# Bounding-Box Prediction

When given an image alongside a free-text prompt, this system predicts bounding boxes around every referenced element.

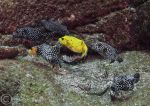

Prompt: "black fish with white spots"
[87,73,140,98]
[89,41,123,63]
[13,27,53,41]
[111,73,140,93]
[37,42,62,67]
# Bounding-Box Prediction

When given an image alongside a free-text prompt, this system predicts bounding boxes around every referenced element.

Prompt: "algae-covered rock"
[54,51,150,105]
[0,51,149,106]
[0,60,20,105]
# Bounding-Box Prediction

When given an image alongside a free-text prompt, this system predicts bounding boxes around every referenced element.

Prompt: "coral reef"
[133,0,150,49]
[0,0,128,34]
[0,0,149,50]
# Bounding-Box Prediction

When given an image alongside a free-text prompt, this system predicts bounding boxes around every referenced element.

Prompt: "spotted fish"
[111,73,140,93]
[87,73,140,98]
[13,27,52,41]
[37,42,62,67]
[89,41,122,63]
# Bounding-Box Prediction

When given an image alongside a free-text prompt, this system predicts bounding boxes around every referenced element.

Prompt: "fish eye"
[61,38,64,40]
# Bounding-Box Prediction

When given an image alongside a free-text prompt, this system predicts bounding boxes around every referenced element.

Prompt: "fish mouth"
[58,38,62,42]
[58,38,64,44]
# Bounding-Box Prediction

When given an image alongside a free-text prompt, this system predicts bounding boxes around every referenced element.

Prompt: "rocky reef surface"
[0,0,150,50]
[0,0,150,105]
[0,51,149,105]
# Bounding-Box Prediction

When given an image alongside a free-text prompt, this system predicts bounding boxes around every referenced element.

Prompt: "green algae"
[0,51,150,106]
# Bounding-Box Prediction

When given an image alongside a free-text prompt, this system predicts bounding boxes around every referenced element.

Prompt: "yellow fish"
[58,35,88,57]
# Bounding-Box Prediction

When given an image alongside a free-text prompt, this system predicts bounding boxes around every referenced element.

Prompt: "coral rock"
[0,46,19,59]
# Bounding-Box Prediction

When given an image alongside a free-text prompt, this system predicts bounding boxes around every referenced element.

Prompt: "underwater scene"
[0,0,150,106]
